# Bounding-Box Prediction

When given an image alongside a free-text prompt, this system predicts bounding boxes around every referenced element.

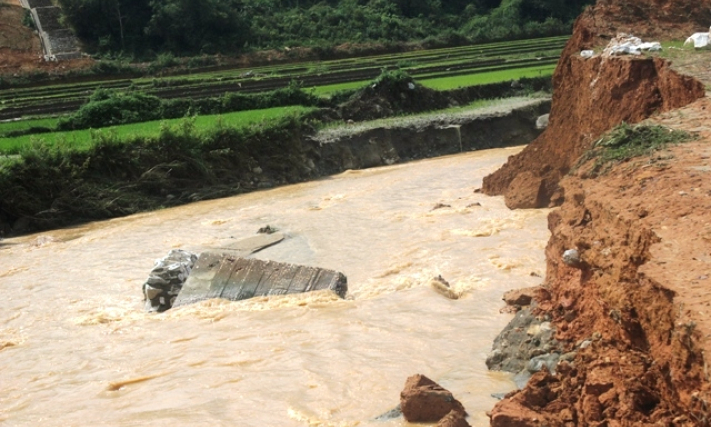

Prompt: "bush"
[56,83,322,131]
[57,90,162,130]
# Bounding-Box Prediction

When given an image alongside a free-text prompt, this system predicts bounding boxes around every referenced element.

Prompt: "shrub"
[576,123,697,176]
[57,90,162,130]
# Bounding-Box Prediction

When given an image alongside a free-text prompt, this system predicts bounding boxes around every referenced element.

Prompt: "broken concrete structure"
[173,254,348,308]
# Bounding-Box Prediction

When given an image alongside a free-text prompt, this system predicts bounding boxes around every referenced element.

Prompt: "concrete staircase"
[19,0,82,60]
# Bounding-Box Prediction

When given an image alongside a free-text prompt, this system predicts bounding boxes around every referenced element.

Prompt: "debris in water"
[431,203,451,211]
[257,225,278,234]
[107,373,163,391]
[173,255,348,308]
[430,275,460,299]
[142,249,198,312]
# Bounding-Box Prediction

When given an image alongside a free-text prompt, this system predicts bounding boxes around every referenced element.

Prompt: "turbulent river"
[0,146,550,427]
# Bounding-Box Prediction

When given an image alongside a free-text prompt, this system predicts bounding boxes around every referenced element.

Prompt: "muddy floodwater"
[0,146,550,427]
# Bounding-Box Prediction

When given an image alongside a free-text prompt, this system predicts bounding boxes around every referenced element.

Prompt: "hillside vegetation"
[57,0,592,56]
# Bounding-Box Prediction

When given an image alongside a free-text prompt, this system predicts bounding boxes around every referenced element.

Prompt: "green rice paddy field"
[0,106,314,154]
[0,35,569,155]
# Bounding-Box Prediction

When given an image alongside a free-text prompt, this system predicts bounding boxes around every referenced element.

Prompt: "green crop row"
[0,106,314,154]
[420,64,557,90]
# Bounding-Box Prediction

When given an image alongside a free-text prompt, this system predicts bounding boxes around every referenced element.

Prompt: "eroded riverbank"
[0,96,549,235]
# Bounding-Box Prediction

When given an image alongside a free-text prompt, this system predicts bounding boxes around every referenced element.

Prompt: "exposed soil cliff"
[481,0,708,209]
[486,0,711,425]
[490,98,711,426]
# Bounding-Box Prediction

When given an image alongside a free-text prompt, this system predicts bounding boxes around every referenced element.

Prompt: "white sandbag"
[639,42,662,51]
[684,31,710,48]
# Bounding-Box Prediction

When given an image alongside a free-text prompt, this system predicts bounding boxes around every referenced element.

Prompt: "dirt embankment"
[486,0,711,425]
[0,0,92,76]
[481,0,708,209]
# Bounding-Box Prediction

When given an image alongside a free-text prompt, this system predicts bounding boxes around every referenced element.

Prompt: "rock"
[431,203,452,211]
[562,248,582,267]
[143,249,198,312]
[504,171,546,209]
[437,409,471,427]
[400,374,466,423]
[209,232,285,256]
[373,404,402,421]
[486,307,560,373]
[527,353,560,374]
[502,286,540,307]
[173,254,348,307]
[257,225,278,234]
[513,370,532,389]
[430,275,460,299]
[535,114,550,130]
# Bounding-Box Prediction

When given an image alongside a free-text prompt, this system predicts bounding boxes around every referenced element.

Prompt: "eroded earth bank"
[484,0,711,425]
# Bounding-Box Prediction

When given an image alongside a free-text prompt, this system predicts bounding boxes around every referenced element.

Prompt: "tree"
[58,0,152,52]
[146,0,250,53]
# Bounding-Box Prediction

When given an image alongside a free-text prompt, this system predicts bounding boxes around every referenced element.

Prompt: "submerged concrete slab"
[208,232,285,256]
[173,254,347,307]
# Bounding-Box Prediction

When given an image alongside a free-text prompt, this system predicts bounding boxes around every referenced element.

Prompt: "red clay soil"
[490,98,711,427]
[486,0,711,425]
[481,0,709,209]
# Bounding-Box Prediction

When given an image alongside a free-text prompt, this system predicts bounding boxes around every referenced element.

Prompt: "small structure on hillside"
[21,0,82,60]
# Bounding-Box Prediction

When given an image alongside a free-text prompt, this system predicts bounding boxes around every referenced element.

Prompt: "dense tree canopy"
[57,0,593,56]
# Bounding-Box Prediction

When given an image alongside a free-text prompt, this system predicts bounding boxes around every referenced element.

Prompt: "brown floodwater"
[0,146,550,426]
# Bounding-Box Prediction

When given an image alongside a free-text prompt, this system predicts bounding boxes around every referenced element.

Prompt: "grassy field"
[0,35,568,119]
[420,64,557,90]
[0,106,314,154]
[0,117,60,135]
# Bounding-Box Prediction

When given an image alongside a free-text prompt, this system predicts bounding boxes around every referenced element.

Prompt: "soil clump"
[399,374,467,423]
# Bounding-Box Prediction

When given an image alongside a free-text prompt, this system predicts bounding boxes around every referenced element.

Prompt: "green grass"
[309,80,369,96]
[575,122,697,176]
[419,64,556,90]
[0,106,314,154]
[310,61,557,95]
[0,117,61,135]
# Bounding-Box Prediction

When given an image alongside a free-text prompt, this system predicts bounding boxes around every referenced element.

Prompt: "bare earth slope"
[0,0,91,76]
[485,0,711,426]
[481,0,710,209]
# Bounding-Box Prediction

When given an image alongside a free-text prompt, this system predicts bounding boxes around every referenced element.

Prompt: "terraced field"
[0,106,314,154]
[0,35,567,121]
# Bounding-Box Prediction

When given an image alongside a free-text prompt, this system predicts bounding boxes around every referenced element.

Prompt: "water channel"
[0,146,550,426]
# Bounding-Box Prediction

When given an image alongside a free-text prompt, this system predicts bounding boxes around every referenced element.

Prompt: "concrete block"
[173,254,348,307]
